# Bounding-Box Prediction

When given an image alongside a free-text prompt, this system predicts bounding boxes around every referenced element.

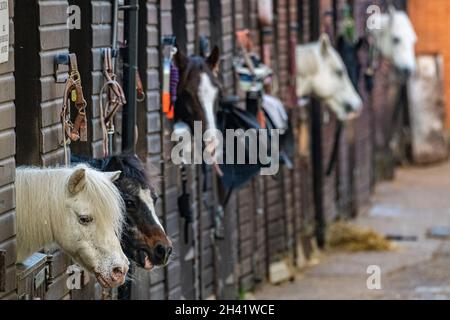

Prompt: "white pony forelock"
[82,165,125,237]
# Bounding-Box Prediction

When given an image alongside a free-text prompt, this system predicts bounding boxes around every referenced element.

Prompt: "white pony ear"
[68,168,87,195]
[105,171,121,182]
[319,33,331,57]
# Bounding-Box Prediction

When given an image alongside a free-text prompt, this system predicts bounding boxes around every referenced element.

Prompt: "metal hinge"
[45,254,54,289]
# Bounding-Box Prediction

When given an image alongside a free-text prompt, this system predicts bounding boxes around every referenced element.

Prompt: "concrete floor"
[253,161,450,300]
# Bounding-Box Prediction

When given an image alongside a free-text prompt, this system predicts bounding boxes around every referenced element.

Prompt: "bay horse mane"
[102,154,159,195]
[72,154,159,195]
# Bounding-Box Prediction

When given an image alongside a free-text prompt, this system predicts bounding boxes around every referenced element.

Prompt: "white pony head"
[16,165,129,288]
[296,34,363,121]
[370,5,417,76]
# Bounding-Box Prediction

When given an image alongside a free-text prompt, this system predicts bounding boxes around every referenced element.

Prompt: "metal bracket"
[45,254,54,289]
[162,35,177,61]
[101,48,119,59]
[118,4,139,11]
[199,35,210,58]
[162,35,176,47]
[0,250,6,292]
[54,53,70,83]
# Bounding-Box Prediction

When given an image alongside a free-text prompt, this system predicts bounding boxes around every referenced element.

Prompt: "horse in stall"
[368,5,417,77]
[171,45,222,164]
[296,33,363,120]
[71,154,173,270]
[361,5,417,170]
[16,165,129,288]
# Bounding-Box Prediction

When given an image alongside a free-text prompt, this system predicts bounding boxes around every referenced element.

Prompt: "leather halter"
[61,54,88,165]
[61,54,88,143]
[99,48,127,157]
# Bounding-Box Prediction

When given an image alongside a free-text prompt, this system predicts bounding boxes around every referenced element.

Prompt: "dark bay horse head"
[72,154,172,270]
[173,46,221,153]
[102,155,172,270]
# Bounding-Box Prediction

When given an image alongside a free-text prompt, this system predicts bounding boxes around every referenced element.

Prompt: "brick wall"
[408,0,450,129]
[0,0,15,300]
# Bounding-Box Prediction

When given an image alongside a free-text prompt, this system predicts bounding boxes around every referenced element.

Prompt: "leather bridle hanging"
[61,53,88,165]
[99,48,127,157]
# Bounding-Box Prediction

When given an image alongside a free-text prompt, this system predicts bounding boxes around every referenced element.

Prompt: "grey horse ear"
[319,33,331,56]
[105,171,121,182]
[68,168,87,195]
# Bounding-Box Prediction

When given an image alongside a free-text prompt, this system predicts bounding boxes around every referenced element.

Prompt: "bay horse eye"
[125,199,136,209]
[78,215,93,225]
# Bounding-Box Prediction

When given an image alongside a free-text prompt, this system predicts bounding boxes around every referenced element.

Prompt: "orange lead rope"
[61,53,88,165]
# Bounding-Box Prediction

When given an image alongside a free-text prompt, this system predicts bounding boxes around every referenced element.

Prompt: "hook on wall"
[54,53,70,83]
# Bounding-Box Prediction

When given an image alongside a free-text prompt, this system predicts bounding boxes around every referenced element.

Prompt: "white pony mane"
[16,164,125,261]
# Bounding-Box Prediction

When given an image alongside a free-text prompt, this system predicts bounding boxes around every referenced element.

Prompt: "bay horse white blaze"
[370,6,417,75]
[198,72,220,150]
[16,165,129,288]
[296,34,363,120]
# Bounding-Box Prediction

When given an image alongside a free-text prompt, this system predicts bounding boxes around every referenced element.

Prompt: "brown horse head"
[173,46,221,144]
[102,155,172,270]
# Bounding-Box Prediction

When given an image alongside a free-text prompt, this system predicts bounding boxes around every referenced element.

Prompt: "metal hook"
[54,53,70,83]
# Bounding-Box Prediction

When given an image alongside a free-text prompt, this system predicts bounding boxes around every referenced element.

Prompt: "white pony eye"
[78,215,94,225]
[335,69,344,77]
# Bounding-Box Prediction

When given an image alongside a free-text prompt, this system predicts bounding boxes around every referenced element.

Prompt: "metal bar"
[119,4,139,10]
[108,0,120,156]
[122,0,139,153]
[309,0,326,248]
[111,0,119,72]
[0,250,6,292]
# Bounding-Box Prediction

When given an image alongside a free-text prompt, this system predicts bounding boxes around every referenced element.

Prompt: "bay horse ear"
[68,168,87,195]
[319,33,331,57]
[105,171,122,182]
[206,46,220,71]
[174,49,188,71]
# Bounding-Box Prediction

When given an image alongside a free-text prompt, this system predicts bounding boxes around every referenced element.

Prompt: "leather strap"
[99,48,127,157]
[61,53,88,165]
[136,72,145,102]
